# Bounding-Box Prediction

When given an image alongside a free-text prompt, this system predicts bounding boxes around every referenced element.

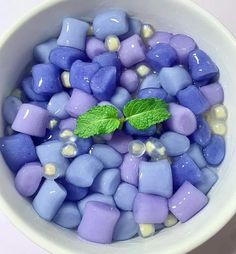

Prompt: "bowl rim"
[0,0,236,253]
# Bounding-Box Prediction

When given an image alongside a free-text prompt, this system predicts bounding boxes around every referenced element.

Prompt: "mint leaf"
[75,105,120,138]
[123,98,171,130]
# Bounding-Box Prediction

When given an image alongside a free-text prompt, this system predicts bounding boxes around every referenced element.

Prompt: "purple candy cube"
[169,181,208,223]
[133,193,168,223]
[120,69,139,93]
[86,37,107,59]
[59,118,77,131]
[77,201,120,244]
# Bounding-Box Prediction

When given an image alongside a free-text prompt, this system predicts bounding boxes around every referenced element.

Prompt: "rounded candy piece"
[110,87,131,110]
[15,162,43,197]
[114,183,138,211]
[12,104,49,137]
[168,181,208,223]
[57,18,89,50]
[139,73,161,90]
[138,224,155,238]
[78,201,120,244]
[66,154,103,187]
[170,34,197,64]
[53,202,81,229]
[166,103,197,136]
[70,60,100,93]
[146,43,177,72]
[34,38,57,63]
[177,85,210,114]
[133,193,168,223]
[137,88,167,100]
[90,66,117,101]
[105,35,121,52]
[113,211,138,241]
[65,89,97,117]
[187,143,207,168]
[147,31,172,47]
[3,96,22,125]
[188,49,219,82]
[93,10,129,40]
[91,168,120,196]
[33,180,67,221]
[199,83,224,106]
[0,134,37,173]
[49,46,87,71]
[139,159,173,198]
[128,140,146,157]
[86,37,106,59]
[118,35,146,68]
[203,135,225,166]
[120,69,139,93]
[90,144,123,168]
[159,66,192,96]
[32,64,62,95]
[47,92,70,119]
[160,131,190,156]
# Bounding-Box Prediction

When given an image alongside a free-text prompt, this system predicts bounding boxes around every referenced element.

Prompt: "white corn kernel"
[105,35,121,52]
[61,143,78,158]
[59,129,75,142]
[87,24,94,36]
[136,64,151,77]
[211,104,228,121]
[44,163,57,177]
[61,71,71,88]
[210,120,227,136]
[164,213,178,227]
[128,140,146,157]
[139,224,155,238]
[48,118,58,130]
[141,24,155,39]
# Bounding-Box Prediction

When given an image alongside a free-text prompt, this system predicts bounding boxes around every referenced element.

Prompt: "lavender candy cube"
[137,88,167,101]
[33,180,67,221]
[120,18,142,40]
[114,183,138,211]
[93,10,129,40]
[177,85,210,114]
[125,122,156,137]
[139,74,161,90]
[65,89,97,117]
[53,202,81,229]
[191,116,211,147]
[90,144,123,168]
[147,32,172,48]
[111,87,131,110]
[195,168,218,194]
[170,34,197,65]
[49,46,87,71]
[0,134,37,173]
[59,118,77,131]
[146,43,177,72]
[15,162,43,197]
[78,193,115,215]
[91,168,120,195]
[159,66,192,96]
[113,211,138,241]
[203,135,225,166]
[139,160,173,198]
[57,18,89,50]
[59,178,88,201]
[199,82,224,106]
[32,64,62,95]
[169,181,208,223]
[188,49,219,82]
[166,103,197,136]
[90,66,117,101]
[120,69,139,93]
[133,193,168,224]
[36,140,69,178]
[107,131,133,154]
[47,92,70,119]
[86,37,107,59]
[22,77,49,102]
[187,143,207,168]
[66,154,103,187]
[12,104,49,137]
[2,96,22,125]
[78,201,120,244]
[118,35,146,68]
[34,39,57,63]
[120,154,142,186]
[160,131,190,156]
[172,153,204,190]
[70,60,100,94]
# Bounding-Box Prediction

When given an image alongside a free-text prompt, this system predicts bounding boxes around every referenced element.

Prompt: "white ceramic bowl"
[0,0,236,253]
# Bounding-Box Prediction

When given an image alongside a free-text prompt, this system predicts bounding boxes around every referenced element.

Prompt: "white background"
[0,0,236,253]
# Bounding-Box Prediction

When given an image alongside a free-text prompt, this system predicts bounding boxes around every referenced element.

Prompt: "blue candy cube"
[120,18,142,40]
[139,160,173,198]
[137,88,167,101]
[34,39,57,63]
[2,96,22,125]
[187,143,207,168]
[111,87,131,110]
[125,122,156,137]
[75,137,93,156]
[139,74,161,90]
[146,43,177,72]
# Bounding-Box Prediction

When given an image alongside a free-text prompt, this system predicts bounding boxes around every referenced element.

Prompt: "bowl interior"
[0,0,236,254]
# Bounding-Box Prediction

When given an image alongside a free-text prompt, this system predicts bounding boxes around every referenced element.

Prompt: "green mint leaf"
[123,98,171,130]
[75,105,120,138]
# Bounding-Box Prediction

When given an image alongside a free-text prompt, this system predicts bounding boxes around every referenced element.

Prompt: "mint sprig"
[75,98,171,138]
